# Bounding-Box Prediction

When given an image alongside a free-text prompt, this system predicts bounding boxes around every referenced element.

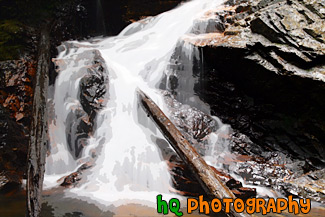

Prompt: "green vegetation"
[0,19,23,60]
[0,0,62,60]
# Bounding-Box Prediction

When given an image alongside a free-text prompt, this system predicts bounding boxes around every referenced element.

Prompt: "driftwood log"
[26,25,50,217]
[137,89,250,217]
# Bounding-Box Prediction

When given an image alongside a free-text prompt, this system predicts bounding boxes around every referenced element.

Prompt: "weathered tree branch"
[137,89,250,217]
[26,25,50,217]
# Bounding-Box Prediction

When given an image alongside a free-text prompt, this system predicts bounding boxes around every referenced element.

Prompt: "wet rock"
[58,50,108,159]
[0,172,9,190]
[183,0,325,202]
[190,0,325,165]
[188,0,325,80]
[79,59,108,117]
[66,108,92,159]
[60,172,82,188]
[60,162,92,188]
[168,154,256,200]
[227,131,325,202]
[197,63,325,165]
[281,168,325,203]
[163,91,217,154]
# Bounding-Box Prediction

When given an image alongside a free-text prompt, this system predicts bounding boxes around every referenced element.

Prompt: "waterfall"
[44,0,226,209]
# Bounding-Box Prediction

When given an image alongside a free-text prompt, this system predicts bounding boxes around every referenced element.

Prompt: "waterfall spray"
[45,0,227,208]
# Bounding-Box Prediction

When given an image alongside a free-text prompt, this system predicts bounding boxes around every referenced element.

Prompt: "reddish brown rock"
[60,172,82,188]
[0,58,36,182]
[59,162,93,188]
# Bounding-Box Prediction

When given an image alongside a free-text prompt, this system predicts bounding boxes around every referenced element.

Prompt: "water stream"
[45,0,228,208]
[42,0,324,215]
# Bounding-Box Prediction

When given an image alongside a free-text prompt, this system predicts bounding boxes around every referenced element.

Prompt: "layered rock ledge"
[187,0,324,81]
[180,0,325,202]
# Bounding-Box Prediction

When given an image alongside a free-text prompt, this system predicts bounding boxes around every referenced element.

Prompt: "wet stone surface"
[160,90,257,199]
[167,153,256,200]
[0,173,8,190]
[163,91,218,155]
[60,162,93,188]
[79,60,108,116]
[179,0,325,201]
[63,51,108,159]
[228,132,325,202]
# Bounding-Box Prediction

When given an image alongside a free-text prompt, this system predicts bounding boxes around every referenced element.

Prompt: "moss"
[0,20,24,60]
[0,0,69,60]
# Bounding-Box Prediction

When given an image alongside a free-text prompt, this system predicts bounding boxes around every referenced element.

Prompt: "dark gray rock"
[163,91,218,155]
[183,0,325,202]
[64,50,108,160]
[190,0,325,162]
[79,59,108,117]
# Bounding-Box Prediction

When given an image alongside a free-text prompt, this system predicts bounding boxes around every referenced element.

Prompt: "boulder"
[60,162,92,188]
[61,50,108,159]
[187,0,325,164]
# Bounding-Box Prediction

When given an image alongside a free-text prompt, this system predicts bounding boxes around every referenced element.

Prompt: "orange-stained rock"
[0,58,37,183]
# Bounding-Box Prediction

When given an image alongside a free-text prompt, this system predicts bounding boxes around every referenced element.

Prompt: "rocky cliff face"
[199,0,324,80]
[185,0,325,162]
[181,0,325,201]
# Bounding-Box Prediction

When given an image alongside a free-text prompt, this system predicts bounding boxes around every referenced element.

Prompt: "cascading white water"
[45,0,229,209]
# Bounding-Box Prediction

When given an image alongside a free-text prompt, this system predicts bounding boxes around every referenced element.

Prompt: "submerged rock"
[65,108,92,159]
[53,49,109,160]
[79,59,108,116]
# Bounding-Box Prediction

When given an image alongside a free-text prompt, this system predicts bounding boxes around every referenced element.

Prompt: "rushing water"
[41,0,325,215]
[45,0,230,209]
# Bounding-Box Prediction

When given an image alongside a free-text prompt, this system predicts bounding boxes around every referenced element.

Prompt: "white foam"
[45,0,225,208]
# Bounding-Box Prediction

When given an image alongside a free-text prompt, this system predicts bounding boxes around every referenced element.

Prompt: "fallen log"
[137,89,250,217]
